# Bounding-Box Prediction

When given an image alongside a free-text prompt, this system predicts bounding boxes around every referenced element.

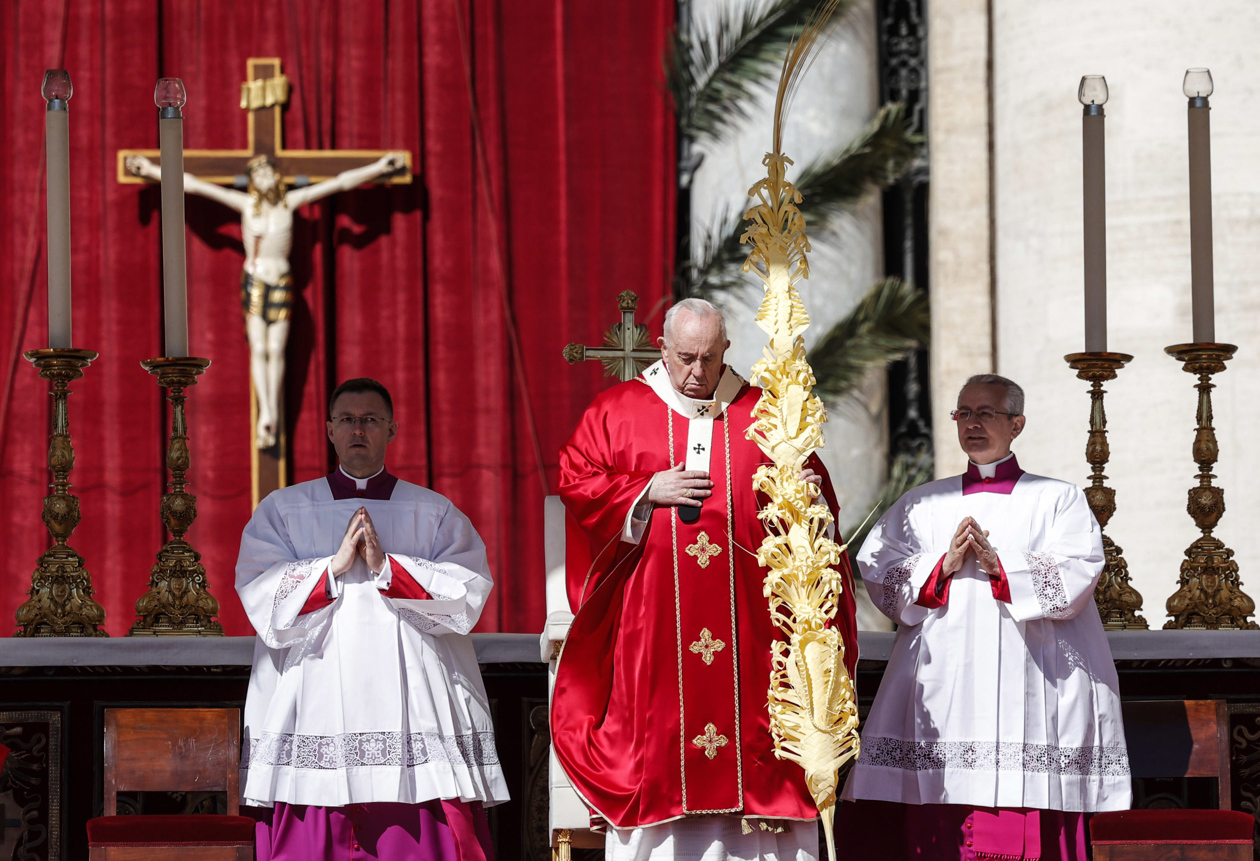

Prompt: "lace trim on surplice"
[860,736,1130,777]
[881,553,924,617]
[1025,550,1072,619]
[242,730,500,770]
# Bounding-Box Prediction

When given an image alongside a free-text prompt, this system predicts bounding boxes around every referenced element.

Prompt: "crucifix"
[562,290,659,382]
[117,58,412,507]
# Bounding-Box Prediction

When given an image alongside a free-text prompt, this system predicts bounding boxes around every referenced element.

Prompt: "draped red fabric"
[0,0,675,636]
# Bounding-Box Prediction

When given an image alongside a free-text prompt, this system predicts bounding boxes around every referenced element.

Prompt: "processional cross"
[563,290,659,382]
[117,58,412,506]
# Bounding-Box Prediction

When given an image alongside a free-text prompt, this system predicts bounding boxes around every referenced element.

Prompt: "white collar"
[640,360,744,419]
[339,464,384,490]
[970,452,1014,480]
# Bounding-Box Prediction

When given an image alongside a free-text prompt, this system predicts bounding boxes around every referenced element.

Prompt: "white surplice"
[235,476,510,809]
[841,467,1131,813]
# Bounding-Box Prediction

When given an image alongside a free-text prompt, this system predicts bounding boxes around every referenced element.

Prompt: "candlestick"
[1064,351,1145,628]
[1078,76,1108,353]
[1163,343,1255,629]
[1185,68,1215,344]
[42,70,73,349]
[155,77,189,358]
[16,348,106,636]
[130,356,223,636]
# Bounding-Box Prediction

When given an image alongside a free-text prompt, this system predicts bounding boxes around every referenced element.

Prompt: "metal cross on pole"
[562,290,659,382]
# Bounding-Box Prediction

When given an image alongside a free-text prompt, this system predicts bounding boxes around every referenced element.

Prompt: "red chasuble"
[551,372,859,829]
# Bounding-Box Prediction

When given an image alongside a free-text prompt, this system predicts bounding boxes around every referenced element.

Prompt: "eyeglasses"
[951,409,1017,423]
[331,415,387,429]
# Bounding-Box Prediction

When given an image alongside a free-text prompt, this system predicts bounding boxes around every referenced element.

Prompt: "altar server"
[552,298,859,860]
[841,374,1130,860]
[237,378,507,861]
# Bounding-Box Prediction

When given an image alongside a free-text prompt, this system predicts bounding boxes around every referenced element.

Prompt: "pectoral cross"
[117,58,413,508]
[562,290,659,382]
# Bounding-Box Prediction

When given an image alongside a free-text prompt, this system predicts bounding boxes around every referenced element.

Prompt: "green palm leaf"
[794,103,921,224]
[668,0,852,143]
[806,276,929,399]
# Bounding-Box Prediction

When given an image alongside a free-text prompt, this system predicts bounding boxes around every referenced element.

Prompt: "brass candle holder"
[129,356,223,636]
[15,348,107,637]
[1163,343,1256,630]
[1064,351,1147,629]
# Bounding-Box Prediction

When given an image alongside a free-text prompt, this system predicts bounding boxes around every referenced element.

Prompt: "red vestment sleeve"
[557,395,656,609]
[989,555,1012,603]
[380,556,433,600]
[298,568,334,615]
[916,555,952,608]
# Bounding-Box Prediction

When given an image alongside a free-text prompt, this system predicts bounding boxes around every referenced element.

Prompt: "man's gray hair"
[959,374,1025,416]
[663,298,727,344]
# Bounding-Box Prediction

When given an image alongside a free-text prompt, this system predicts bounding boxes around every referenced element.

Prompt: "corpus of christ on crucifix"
[10,3,1260,861]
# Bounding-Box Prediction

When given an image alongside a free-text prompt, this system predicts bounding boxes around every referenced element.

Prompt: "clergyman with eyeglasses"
[235,377,507,859]
[838,373,1130,860]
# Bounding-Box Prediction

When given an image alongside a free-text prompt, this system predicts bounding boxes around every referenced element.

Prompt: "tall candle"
[155,77,189,358]
[1079,75,1108,353]
[42,70,73,349]
[1185,68,1215,344]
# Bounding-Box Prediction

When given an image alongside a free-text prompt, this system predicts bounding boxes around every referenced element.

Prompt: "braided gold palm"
[741,3,858,858]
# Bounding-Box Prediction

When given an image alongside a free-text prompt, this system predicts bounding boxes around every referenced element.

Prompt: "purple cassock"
[255,799,493,861]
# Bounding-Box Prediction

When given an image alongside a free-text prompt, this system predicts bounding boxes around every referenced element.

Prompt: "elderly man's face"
[658,311,730,400]
[955,383,1025,464]
[327,391,397,478]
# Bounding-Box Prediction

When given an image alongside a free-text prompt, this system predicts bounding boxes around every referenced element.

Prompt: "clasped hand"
[943,516,1000,577]
[331,507,386,577]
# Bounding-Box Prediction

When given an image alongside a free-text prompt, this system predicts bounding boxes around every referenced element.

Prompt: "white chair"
[540,495,602,860]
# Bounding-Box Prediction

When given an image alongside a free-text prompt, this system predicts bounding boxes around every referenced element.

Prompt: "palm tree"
[667,0,931,560]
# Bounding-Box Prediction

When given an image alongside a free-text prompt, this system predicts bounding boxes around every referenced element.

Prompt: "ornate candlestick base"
[129,357,223,637]
[1064,352,1147,629]
[16,349,107,637]
[1163,343,1256,630]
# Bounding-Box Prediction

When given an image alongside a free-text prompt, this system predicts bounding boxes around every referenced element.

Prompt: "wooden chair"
[86,708,255,860]
[1091,700,1255,860]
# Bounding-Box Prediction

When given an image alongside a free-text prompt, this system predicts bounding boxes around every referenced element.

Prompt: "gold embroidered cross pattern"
[689,628,726,665]
[692,723,729,760]
[685,532,722,569]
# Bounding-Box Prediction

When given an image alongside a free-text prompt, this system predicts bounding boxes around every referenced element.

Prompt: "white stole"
[641,360,744,472]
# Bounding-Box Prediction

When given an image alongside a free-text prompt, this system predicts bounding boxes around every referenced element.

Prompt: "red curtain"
[0,0,675,636]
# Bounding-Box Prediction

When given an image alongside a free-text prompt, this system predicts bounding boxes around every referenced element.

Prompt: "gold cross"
[689,628,726,665]
[692,723,729,760]
[562,291,659,381]
[685,532,722,569]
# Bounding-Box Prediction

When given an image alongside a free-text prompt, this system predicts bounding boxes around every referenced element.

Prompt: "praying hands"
[331,507,387,577]
[943,517,1001,577]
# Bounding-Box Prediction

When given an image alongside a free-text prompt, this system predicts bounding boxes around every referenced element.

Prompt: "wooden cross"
[691,723,729,760]
[685,531,722,569]
[117,58,412,507]
[688,627,726,665]
[563,290,659,382]
[117,57,413,187]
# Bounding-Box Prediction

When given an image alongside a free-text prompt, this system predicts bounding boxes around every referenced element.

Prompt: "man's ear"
[1011,415,1026,438]
[387,421,398,444]
[326,421,334,442]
